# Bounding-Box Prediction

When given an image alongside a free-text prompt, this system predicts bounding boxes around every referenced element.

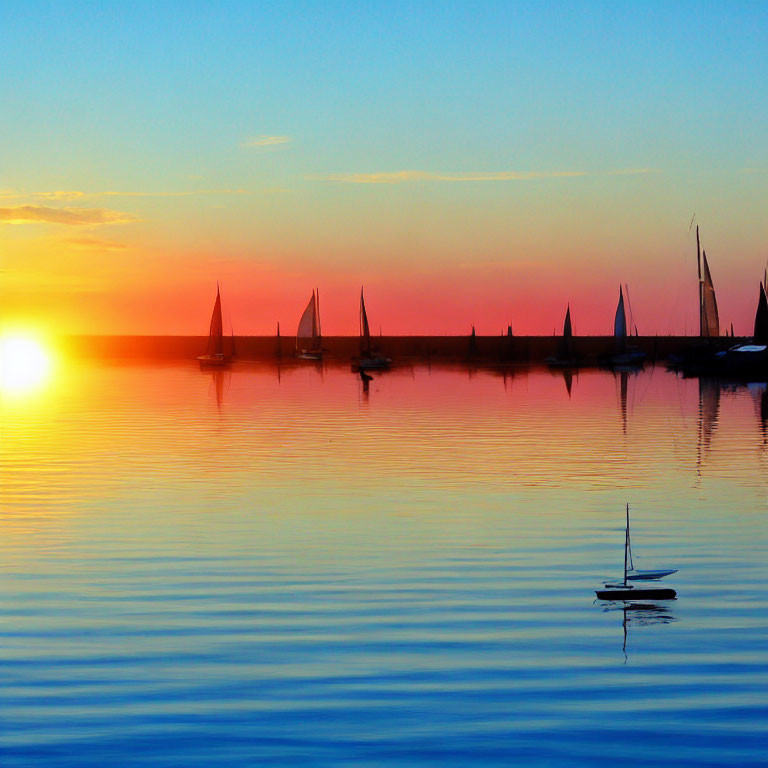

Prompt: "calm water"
[1,360,767,767]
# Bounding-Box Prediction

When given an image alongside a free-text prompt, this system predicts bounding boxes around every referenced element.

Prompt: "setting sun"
[0,335,52,395]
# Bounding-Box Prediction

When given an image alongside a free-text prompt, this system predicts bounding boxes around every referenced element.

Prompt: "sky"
[1,1,767,336]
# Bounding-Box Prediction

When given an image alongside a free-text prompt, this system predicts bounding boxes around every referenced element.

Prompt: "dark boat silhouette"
[600,287,645,369]
[596,504,677,601]
[197,283,232,367]
[351,288,391,371]
[545,304,582,368]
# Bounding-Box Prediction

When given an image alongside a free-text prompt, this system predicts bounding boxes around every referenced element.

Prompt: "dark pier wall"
[61,335,742,364]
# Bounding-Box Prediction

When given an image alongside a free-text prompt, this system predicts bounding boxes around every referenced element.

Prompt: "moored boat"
[600,287,645,369]
[596,504,677,601]
[352,288,391,370]
[713,284,768,377]
[545,304,581,367]
[296,289,323,360]
[197,283,231,367]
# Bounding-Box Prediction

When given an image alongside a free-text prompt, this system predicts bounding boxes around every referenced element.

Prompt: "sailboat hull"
[352,356,391,371]
[197,354,230,367]
[596,586,676,601]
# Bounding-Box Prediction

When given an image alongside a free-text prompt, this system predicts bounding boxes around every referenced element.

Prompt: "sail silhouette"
[360,288,372,356]
[754,283,768,344]
[207,285,223,356]
[558,304,573,359]
[197,283,230,366]
[700,252,720,337]
[614,286,627,342]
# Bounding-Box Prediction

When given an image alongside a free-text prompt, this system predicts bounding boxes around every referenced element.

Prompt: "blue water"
[1,362,767,766]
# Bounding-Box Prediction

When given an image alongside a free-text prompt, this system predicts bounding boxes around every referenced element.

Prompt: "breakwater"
[61,334,742,364]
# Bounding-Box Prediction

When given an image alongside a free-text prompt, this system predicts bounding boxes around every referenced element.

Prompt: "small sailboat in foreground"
[352,288,391,370]
[197,283,232,367]
[296,289,323,360]
[595,504,677,601]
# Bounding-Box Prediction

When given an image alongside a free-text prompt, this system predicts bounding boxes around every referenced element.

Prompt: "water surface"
[1,361,767,766]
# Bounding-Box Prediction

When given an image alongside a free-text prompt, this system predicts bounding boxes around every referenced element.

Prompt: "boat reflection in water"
[602,602,677,660]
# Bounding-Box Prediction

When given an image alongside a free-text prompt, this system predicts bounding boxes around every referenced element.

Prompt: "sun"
[0,334,53,395]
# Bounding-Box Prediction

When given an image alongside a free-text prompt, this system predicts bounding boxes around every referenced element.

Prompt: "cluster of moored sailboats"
[198,225,768,377]
[545,225,768,374]
[197,285,391,370]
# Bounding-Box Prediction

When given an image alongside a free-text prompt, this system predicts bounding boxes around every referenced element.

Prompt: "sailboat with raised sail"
[545,304,580,367]
[670,225,729,373]
[596,504,677,601]
[197,283,231,367]
[602,286,645,368]
[717,282,768,375]
[353,287,391,370]
[296,289,323,360]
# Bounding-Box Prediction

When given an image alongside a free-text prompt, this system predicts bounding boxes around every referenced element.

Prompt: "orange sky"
[2,4,767,336]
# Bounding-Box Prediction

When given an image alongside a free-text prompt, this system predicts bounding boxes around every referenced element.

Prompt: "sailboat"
[352,288,391,370]
[197,283,231,367]
[595,504,677,601]
[296,289,323,360]
[669,226,728,374]
[602,286,645,368]
[717,283,768,375]
[545,304,580,367]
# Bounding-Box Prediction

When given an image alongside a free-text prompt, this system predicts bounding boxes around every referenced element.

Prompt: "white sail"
[296,291,317,346]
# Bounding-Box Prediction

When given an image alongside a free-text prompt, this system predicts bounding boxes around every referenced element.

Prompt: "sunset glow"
[0,334,52,395]
[1,4,766,336]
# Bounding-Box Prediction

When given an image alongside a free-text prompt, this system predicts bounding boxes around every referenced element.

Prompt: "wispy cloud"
[313,168,662,184]
[244,135,292,148]
[0,205,138,226]
[98,188,252,198]
[313,170,586,184]
[31,190,85,200]
[60,236,128,250]
[606,168,660,176]
[0,189,85,200]
[0,188,254,201]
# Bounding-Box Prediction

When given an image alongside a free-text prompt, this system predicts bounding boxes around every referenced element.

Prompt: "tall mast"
[316,287,322,341]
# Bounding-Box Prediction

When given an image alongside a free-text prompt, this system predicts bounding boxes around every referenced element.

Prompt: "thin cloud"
[0,189,85,200]
[313,170,586,184]
[60,236,129,250]
[32,190,85,199]
[0,188,254,201]
[606,168,660,176]
[0,205,138,226]
[98,188,252,198]
[244,135,292,148]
